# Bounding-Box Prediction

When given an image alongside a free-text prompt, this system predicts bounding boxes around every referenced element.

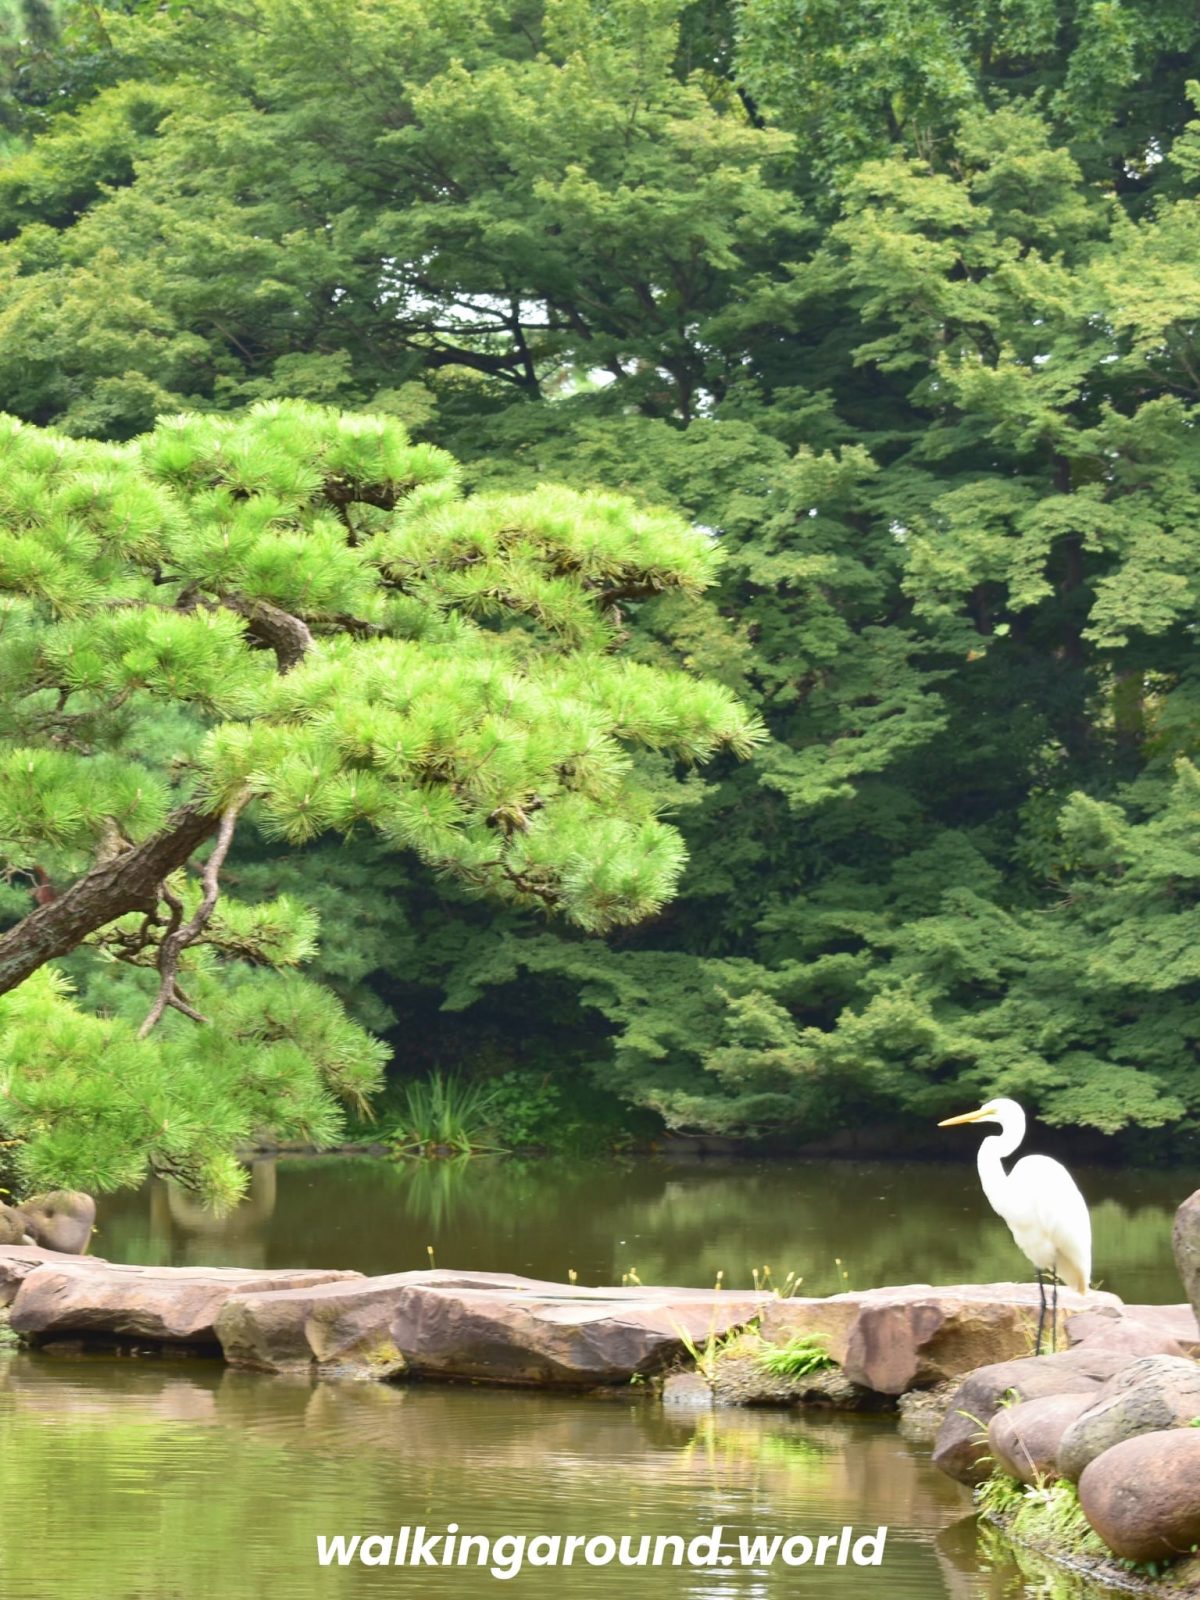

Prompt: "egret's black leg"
[1051,1270,1059,1353]
[1034,1270,1047,1356]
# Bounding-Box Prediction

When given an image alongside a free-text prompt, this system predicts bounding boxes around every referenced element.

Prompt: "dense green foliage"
[1,0,1199,1164]
[0,399,758,1197]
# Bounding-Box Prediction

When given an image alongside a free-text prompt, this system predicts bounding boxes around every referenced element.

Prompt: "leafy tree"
[2,0,1200,1152]
[0,0,799,436]
[0,399,759,1198]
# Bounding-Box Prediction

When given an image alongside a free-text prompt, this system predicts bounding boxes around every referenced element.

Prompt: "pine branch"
[138,795,248,1037]
[216,594,314,671]
[100,591,314,671]
[0,803,221,997]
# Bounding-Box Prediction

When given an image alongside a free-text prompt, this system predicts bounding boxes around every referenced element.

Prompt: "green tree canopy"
[0,398,759,1199]
[1,0,1199,1156]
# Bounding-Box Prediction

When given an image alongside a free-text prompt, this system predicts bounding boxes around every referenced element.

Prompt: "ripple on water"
[0,1350,1044,1600]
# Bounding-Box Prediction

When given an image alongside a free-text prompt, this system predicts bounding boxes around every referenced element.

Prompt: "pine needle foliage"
[0,400,761,1200]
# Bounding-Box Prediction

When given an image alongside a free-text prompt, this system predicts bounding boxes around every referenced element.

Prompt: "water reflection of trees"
[0,1351,976,1598]
[94,1155,1186,1302]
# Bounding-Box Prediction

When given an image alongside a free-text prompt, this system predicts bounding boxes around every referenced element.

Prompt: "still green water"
[98,1153,1184,1302]
[0,1155,1187,1600]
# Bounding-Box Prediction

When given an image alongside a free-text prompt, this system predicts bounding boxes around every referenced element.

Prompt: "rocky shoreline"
[921,1190,1200,1595]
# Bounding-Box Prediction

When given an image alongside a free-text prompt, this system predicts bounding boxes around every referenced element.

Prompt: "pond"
[97,1152,1185,1303]
[0,1155,1188,1600]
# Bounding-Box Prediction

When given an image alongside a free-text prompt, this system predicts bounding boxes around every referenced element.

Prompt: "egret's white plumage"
[938,1097,1091,1296]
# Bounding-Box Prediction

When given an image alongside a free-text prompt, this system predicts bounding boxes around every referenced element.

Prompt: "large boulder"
[219,1269,771,1385]
[987,1392,1099,1485]
[15,1191,95,1255]
[10,1259,362,1344]
[1175,1192,1200,1324]
[932,1347,1136,1486]
[1055,1355,1200,1481]
[1079,1430,1200,1562]
[759,1282,1118,1396]
[1066,1304,1197,1358]
[1120,1304,1200,1356]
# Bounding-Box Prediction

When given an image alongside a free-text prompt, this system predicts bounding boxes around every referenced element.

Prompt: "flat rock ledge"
[7,1254,363,1345]
[216,1270,772,1384]
[3,1248,1182,1405]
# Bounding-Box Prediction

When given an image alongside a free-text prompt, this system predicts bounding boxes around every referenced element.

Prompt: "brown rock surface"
[15,1191,95,1255]
[987,1392,1098,1484]
[9,1259,362,1344]
[842,1283,1114,1395]
[932,1347,1136,1485]
[1079,1429,1200,1561]
[0,1206,31,1247]
[218,1269,772,1385]
[1066,1305,1194,1357]
[1175,1192,1200,1325]
[217,1271,424,1377]
[1055,1354,1200,1481]
[0,1243,104,1306]
[1121,1304,1200,1355]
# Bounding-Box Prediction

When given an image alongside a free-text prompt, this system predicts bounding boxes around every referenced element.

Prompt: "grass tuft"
[756,1333,836,1378]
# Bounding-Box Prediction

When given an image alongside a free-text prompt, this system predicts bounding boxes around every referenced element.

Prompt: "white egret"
[938,1097,1091,1353]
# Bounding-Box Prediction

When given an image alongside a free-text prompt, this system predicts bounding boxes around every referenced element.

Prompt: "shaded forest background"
[2,0,1200,1157]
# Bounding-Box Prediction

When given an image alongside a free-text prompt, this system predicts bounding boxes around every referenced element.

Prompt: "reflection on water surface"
[0,1155,1182,1600]
[0,1352,1038,1600]
[99,1153,1186,1304]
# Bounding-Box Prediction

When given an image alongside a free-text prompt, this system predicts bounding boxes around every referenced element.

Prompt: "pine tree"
[0,399,761,1199]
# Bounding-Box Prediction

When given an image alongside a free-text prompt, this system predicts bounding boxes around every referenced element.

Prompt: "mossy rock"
[979,1472,1200,1596]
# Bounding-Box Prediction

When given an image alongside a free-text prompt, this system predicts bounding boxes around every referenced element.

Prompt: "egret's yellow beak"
[938,1108,989,1127]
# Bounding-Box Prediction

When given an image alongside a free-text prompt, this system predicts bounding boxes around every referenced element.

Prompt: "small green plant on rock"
[976,1471,1110,1568]
[756,1334,836,1379]
[672,1321,748,1382]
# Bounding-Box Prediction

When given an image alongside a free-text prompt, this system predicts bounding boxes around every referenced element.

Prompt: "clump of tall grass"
[389,1071,506,1158]
[755,1333,836,1378]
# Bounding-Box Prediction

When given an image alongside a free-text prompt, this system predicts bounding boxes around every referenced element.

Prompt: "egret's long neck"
[976,1111,1025,1216]
[976,1136,1012,1216]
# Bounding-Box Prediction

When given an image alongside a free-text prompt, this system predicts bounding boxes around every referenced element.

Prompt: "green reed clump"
[390,1072,506,1158]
